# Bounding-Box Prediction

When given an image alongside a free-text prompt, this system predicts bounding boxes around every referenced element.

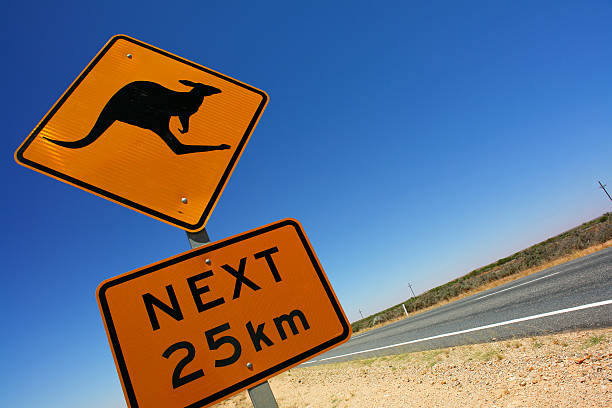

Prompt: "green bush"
[351,213,612,333]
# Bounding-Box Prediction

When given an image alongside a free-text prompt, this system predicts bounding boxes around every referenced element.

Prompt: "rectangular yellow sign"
[15,35,268,232]
[97,219,350,408]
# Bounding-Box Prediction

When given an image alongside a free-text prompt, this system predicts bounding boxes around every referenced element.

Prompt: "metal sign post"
[15,33,344,408]
[186,229,279,408]
[246,381,279,408]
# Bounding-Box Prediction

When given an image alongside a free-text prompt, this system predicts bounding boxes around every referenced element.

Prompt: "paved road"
[305,246,612,366]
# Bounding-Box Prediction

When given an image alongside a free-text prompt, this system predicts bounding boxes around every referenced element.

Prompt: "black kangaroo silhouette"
[43,80,230,155]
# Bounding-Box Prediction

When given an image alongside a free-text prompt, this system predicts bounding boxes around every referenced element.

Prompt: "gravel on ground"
[215,327,612,407]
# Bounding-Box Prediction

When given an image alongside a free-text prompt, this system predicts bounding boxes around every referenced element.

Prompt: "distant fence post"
[402,303,408,317]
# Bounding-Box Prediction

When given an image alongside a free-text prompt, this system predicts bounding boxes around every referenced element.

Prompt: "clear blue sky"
[2,1,611,407]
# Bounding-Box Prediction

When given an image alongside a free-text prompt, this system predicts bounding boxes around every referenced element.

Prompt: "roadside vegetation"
[352,212,612,333]
[216,328,612,407]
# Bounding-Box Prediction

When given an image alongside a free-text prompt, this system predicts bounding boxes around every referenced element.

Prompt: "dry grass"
[354,239,612,335]
[353,214,612,333]
[215,328,612,408]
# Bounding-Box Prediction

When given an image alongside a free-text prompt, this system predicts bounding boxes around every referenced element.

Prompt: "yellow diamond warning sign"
[15,35,268,232]
[97,219,350,408]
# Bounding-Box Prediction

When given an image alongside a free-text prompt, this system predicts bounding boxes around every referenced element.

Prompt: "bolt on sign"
[14,35,268,232]
[97,219,350,408]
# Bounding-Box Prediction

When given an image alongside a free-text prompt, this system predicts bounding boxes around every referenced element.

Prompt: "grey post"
[186,229,279,408]
[246,381,279,408]
[407,282,416,298]
[599,181,612,203]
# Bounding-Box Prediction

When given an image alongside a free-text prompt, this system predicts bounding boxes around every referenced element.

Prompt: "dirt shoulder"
[217,327,611,407]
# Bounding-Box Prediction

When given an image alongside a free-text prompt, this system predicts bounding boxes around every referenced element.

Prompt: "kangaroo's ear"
[179,79,197,87]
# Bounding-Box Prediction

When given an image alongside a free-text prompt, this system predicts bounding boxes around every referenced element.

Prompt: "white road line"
[474,271,563,301]
[305,298,612,364]
[313,270,561,363]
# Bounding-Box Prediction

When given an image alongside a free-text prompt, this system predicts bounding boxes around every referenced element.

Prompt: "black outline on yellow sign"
[15,35,268,232]
[97,219,351,408]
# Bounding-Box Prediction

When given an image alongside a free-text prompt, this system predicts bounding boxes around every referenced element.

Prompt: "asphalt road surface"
[305,246,612,366]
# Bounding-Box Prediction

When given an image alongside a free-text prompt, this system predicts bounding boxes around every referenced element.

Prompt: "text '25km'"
[141,246,311,389]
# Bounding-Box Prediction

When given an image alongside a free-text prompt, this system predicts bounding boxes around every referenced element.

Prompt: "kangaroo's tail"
[43,113,114,149]
[43,135,98,148]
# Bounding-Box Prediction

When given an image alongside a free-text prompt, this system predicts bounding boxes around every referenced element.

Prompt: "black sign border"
[15,34,268,232]
[97,219,351,408]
